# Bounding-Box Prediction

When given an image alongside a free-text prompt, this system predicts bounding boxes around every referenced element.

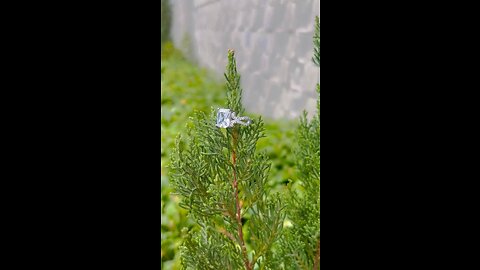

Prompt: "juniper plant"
[169,50,285,270]
[275,16,320,270]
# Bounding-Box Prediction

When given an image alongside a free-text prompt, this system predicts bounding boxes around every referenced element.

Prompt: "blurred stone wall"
[170,0,320,120]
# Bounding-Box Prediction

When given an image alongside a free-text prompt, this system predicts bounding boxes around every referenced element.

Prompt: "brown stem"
[218,227,237,244]
[313,238,320,270]
[232,129,252,270]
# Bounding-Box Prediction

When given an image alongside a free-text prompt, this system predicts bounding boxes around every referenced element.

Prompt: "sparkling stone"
[216,109,232,128]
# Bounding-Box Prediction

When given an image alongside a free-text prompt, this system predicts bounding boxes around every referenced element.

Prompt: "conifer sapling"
[169,49,285,270]
[275,16,320,270]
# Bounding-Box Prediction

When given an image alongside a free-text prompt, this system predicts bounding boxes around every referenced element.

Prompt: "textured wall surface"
[170,0,320,120]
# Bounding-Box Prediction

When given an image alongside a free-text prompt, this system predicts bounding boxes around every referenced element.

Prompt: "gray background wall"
[170,0,320,120]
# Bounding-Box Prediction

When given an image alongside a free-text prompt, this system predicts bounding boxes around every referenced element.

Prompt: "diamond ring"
[216,108,251,128]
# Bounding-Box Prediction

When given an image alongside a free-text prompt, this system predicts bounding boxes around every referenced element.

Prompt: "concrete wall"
[170,0,320,120]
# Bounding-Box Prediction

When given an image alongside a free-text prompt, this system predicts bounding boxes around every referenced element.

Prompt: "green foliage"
[277,107,320,269]
[275,16,320,269]
[313,16,320,67]
[180,224,244,270]
[161,42,296,186]
[225,50,244,115]
[169,50,286,270]
[161,45,296,176]
[257,121,296,191]
[161,43,297,269]
[162,175,194,270]
[162,15,320,267]
[161,42,226,269]
[161,42,226,172]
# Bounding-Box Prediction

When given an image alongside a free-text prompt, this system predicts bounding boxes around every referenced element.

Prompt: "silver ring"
[216,108,251,128]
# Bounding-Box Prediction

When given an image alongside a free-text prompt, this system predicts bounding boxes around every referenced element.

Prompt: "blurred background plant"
[161,0,171,44]
[161,42,297,269]
[265,16,320,270]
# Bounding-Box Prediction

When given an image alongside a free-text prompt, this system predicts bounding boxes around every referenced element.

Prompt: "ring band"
[216,108,251,128]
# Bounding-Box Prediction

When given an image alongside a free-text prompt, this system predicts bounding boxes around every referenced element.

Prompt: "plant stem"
[219,227,237,244]
[313,238,320,270]
[232,128,252,270]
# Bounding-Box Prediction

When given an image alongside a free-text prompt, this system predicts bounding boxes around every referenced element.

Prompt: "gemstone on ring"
[216,108,251,128]
[216,108,232,128]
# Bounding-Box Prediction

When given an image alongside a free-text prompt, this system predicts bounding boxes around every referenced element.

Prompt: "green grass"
[161,42,298,269]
